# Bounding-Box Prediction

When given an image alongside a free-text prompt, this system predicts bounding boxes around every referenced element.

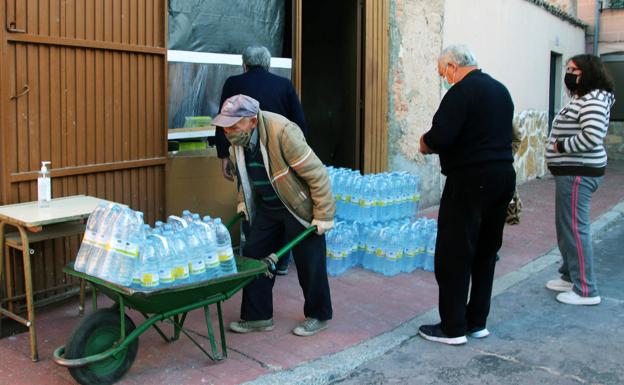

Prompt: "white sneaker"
[546,278,574,292]
[556,291,601,306]
[467,327,490,339]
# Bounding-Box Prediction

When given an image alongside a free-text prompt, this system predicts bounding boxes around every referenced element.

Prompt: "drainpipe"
[593,0,602,55]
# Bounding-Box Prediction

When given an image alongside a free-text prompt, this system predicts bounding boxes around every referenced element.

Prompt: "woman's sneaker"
[418,324,467,345]
[546,278,573,292]
[556,291,601,305]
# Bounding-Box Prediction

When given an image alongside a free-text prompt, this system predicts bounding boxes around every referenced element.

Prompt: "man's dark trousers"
[240,206,333,321]
[435,162,515,337]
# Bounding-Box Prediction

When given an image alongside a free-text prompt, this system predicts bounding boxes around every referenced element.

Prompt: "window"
[605,0,624,9]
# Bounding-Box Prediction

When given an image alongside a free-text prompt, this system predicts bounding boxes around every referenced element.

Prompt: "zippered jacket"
[546,89,615,177]
[233,111,335,226]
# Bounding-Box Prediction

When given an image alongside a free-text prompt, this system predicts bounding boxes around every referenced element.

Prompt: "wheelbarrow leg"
[203,305,220,358]
[216,302,227,358]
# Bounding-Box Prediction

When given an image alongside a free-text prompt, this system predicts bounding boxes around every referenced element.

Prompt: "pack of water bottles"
[73,203,238,291]
[325,166,436,276]
[327,167,421,222]
[326,218,437,277]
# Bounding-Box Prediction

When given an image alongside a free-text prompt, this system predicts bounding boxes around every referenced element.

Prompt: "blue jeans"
[555,175,603,297]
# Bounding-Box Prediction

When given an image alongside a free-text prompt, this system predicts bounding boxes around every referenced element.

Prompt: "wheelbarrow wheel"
[65,308,139,385]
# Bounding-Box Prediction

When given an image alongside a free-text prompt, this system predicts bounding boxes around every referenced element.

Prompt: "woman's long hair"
[568,54,615,97]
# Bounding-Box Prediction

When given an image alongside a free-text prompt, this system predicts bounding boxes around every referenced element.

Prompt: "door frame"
[292,0,388,173]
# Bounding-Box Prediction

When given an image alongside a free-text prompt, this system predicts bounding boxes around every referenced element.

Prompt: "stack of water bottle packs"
[325,167,437,277]
[73,203,238,291]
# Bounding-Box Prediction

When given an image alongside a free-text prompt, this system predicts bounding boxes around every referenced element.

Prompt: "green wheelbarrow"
[53,214,316,385]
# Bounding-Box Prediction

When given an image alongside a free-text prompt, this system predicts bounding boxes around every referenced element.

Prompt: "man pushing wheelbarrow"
[215,94,336,337]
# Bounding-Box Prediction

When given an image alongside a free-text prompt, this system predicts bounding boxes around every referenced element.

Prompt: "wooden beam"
[7,34,166,55]
[9,157,167,183]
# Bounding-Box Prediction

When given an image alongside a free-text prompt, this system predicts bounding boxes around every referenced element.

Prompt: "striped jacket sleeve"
[559,96,609,153]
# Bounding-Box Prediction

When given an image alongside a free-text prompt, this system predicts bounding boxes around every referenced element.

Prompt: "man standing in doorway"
[215,45,306,275]
[418,45,516,345]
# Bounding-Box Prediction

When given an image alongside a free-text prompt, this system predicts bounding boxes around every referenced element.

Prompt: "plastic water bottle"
[186,225,207,282]
[423,221,437,272]
[197,216,221,279]
[74,202,109,272]
[137,237,161,290]
[83,204,123,275]
[149,233,175,287]
[167,224,191,283]
[97,208,141,286]
[214,218,237,275]
[153,220,165,235]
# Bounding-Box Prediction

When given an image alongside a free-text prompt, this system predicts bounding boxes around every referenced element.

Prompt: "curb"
[242,199,624,385]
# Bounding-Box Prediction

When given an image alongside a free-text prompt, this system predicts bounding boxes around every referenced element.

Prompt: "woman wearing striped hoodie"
[545,54,615,306]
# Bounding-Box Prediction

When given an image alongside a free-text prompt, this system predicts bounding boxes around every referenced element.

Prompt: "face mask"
[564,73,579,93]
[226,130,252,147]
[441,64,455,90]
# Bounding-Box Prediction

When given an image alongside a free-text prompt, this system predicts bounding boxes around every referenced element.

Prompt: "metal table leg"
[17,225,38,362]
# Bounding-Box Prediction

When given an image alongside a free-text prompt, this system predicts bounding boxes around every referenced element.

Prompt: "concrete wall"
[387,0,585,208]
[578,0,624,54]
[443,0,586,112]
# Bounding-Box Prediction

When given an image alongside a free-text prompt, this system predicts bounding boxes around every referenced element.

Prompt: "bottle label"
[189,260,206,274]
[327,249,340,260]
[218,248,234,262]
[159,269,175,283]
[141,273,159,287]
[205,253,220,269]
[173,265,189,279]
[113,241,139,259]
[82,230,97,244]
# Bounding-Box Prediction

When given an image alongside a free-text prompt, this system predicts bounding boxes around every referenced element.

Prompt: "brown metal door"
[0,0,167,309]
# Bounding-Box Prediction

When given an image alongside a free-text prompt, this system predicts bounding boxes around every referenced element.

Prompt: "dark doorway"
[301,0,361,169]
[548,52,562,132]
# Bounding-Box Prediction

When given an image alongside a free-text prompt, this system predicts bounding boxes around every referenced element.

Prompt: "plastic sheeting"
[167,62,291,129]
[168,0,286,56]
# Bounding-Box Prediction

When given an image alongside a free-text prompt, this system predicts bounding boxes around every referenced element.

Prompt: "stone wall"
[387,0,445,208]
[513,110,549,183]
[606,121,624,160]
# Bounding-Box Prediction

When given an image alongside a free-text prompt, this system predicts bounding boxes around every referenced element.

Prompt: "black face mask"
[564,73,579,92]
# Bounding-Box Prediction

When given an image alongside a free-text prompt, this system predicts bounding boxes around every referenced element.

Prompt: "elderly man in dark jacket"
[418,45,516,345]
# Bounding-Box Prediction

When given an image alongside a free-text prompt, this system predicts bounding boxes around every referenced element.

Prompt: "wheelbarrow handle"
[225,212,246,230]
[225,212,317,258]
[273,225,318,260]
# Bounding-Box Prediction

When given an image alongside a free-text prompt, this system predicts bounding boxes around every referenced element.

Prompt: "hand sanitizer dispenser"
[38,161,51,208]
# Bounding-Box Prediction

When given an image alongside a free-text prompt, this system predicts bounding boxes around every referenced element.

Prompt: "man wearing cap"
[216,45,306,276]
[213,94,335,336]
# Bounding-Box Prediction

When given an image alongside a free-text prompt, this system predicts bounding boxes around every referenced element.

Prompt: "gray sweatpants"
[555,175,603,298]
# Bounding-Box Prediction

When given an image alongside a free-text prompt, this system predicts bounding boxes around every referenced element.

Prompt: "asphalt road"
[333,218,624,385]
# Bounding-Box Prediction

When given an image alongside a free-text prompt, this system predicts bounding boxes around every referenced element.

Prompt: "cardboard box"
[166,147,240,242]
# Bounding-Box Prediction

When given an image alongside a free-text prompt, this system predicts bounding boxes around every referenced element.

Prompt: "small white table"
[0,195,109,361]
